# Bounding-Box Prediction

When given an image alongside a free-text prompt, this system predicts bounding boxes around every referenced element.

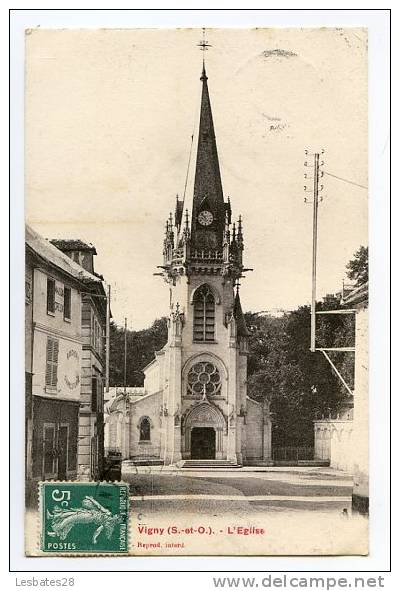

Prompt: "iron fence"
[272,446,314,462]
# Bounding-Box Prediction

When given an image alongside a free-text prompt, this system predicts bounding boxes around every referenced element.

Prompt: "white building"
[50,239,108,480]
[25,226,107,489]
[314,282,368,512]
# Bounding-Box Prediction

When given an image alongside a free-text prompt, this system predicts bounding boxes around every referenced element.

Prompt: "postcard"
[24,27,368,556]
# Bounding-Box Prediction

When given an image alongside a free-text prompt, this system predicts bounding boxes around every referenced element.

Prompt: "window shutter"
[51,339,59,387]
[45,339,53,386]
[46,338,59,388]
[81,303,91,326]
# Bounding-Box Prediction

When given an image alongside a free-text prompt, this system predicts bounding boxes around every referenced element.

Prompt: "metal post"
[310,152,319,352]
[124,317,127,395]
[320,350,353,397]
[105,284,111,392]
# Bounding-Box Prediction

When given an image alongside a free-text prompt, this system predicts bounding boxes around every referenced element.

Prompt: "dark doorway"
[191,427,216,459]
[57,425,69,480]
[32,398,79,480]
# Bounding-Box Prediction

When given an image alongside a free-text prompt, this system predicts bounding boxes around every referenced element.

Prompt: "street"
[124,467,353,515]
[122,467,368,555]
[24,467,366,556]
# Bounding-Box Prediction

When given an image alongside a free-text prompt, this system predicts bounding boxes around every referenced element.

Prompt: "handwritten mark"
[261,49,297,59]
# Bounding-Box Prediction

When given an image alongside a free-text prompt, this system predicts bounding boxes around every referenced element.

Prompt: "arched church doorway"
[183,402,226,460]
[190,427,216,459]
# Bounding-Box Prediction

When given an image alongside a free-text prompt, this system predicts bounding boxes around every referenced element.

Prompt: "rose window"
[187,362,221,397]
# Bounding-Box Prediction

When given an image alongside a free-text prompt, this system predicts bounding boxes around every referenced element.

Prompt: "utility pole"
[105,284,111,392]
[304,150,324,352]
[124,317,127,395]
[310,152,320,352]
[305,149,355,396]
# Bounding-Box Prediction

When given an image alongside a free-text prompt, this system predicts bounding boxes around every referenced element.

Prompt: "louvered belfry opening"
[193,284,215,342]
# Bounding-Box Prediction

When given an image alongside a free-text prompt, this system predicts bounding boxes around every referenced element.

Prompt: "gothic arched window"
[139,417,151,442]
[193,285,215,342]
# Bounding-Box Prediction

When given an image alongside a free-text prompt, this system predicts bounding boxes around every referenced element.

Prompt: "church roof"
[191,65,226,248]
[233,291,249,338]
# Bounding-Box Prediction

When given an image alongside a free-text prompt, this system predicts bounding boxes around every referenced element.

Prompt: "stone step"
[272,460,330,467]
[182,460,237,463]
[124,459,164,466]
[181,460,241,469]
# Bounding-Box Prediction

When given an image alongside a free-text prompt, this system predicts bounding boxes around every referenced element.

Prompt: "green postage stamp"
[40,482,129,554]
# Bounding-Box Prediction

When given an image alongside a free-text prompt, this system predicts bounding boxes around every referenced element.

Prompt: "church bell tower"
[159,60,262,466]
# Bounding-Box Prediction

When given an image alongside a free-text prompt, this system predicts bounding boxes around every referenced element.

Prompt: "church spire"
[161,46,246,283]
[200,61,207,81]
[191,65,226,250]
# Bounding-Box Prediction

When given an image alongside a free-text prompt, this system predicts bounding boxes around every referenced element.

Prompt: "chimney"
[50,239,97,274]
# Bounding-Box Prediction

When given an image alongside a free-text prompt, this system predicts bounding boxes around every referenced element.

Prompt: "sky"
[26,28,368,329]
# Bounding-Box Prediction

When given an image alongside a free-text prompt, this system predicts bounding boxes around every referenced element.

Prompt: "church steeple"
[149,47,267,470]
[191,65,226,250]
[161,60,245,285]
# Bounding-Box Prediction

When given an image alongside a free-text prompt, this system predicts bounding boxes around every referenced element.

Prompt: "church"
[105,63,272,467]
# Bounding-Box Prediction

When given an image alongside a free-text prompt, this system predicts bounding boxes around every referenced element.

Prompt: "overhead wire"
[178,70,203,241]
[325,171,368,191]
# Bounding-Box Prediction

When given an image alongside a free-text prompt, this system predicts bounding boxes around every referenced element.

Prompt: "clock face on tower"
[198,210,214,226]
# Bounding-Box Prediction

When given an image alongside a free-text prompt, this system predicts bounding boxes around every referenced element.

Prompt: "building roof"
[191,65,226,249]
[105,388,159,414]
[26,225,102,285]
[342,281,368,307]
[50,238,97,254]
[234,291,250,338]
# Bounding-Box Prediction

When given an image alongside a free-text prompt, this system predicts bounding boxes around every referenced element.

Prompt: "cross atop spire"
[197,28,212,78]
[197,28,212,52]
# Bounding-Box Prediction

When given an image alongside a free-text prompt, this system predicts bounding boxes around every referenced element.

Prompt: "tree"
[346,245,368,286]
[109,317,168,387]
[245,299,354,447]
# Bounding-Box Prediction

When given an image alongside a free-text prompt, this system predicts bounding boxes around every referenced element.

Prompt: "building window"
[81,303,91,326]
[139,417,151,442]
[45,337,59,390]
[187,361,221,397]
[47,278,55,314]
[64,287,71,321]
[91,377,98,412]
[193,284,215,342]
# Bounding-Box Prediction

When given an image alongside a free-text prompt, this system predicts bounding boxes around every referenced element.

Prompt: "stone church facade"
[106,65,272,466]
